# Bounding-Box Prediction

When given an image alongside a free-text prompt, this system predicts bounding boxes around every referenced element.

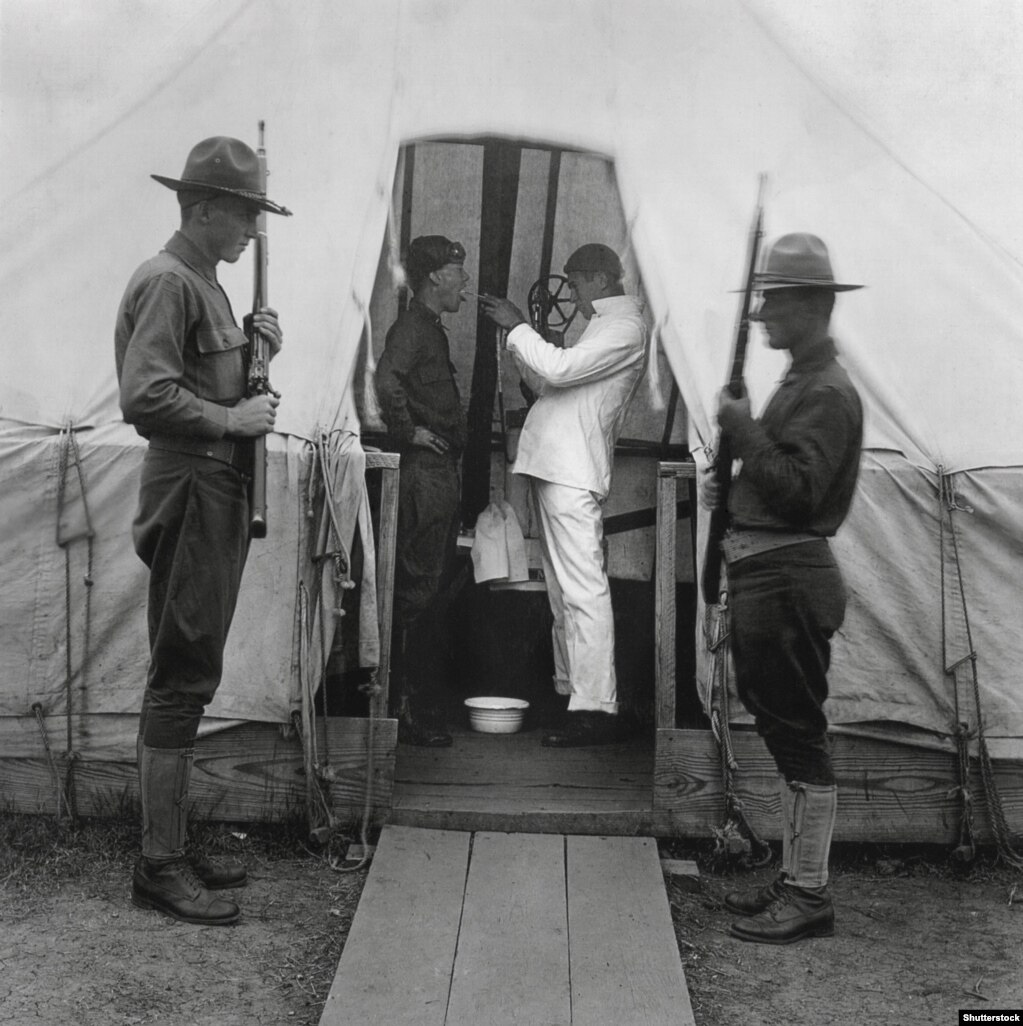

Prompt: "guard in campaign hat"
[707,231,865,946]
[753,232,862,292]
[116,132,289,928]
[152,136,291,216]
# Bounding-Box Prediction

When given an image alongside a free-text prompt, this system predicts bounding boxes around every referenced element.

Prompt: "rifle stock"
[247,122,271,540]
[700,176,766,604]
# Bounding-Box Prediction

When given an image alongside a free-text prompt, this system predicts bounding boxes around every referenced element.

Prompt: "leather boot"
[190,856,248,890]
[132,744,240,925]
[132,857,241,925]
[136,735,247,890]
[724,874,787,916]
[730,781,837,944]
[725,775,791,915]
[729,882,834,944]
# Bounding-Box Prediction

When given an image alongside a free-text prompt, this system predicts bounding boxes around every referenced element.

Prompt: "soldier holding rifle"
[115,136,289,925]
[700,233,864,944]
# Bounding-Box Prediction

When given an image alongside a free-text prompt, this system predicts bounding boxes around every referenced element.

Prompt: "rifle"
[247,121,272,539]
[700,175,766,604]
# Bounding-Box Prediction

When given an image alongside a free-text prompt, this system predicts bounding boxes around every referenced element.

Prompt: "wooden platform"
[5,717,1020,845]
[390,725,675,835]
[319,824,694,1026]
[389,724,1023,844]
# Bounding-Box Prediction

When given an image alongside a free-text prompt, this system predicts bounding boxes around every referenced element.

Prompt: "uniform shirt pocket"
[193,324,248,401]
[414,360,458,402]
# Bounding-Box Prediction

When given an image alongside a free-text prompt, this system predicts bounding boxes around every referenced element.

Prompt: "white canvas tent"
[2,0,1022,774]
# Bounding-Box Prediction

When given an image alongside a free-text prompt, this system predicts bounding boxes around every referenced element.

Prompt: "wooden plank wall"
[655,728,1023,844]
[1,717,396,826]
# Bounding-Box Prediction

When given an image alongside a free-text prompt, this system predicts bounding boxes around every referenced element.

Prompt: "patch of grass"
[657,833,1021,884]
[0,808,366,889]
[0,812,137,886]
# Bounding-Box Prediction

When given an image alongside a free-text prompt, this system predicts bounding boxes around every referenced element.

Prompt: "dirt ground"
[2,820,1021,1025]
[663,843,1023,1026]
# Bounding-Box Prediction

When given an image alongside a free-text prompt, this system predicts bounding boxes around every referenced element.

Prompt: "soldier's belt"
[149,434,252,474]
[719,528,820,565]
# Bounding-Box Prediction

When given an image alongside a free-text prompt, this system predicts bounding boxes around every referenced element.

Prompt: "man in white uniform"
[480,244,647,746]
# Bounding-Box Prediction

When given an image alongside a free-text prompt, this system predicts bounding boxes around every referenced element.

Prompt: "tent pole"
[462,140,523,526]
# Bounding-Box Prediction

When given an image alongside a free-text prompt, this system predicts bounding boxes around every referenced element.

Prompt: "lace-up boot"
[132,744,240,925]
[730,781,837,944]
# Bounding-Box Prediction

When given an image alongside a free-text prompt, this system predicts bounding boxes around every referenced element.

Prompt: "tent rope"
[294,432,379,870]
[31,702,67,821]
[315,431,380,873]
[939,468,1023,870]
[704,598,772,866]
[55,424,95,824]
[296,582,336,840]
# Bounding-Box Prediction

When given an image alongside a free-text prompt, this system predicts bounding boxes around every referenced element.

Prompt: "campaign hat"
[753,233,861,291]
[152,136,291,215]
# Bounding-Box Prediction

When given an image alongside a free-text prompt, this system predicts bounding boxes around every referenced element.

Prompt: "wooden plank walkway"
[320,825,694,1026]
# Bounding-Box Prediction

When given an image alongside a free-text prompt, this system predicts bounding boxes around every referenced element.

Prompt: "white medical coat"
[506,294,648,498]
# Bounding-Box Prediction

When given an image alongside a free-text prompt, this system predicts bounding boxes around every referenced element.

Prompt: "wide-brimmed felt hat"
[152,136,291,216]
[753,233,861,291]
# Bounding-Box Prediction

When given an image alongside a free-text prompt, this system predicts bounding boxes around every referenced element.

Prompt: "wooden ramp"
[320,824,694,1026]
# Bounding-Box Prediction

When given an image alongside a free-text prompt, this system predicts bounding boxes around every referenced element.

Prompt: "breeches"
[133,451,250,748]
[728,541,846,785]
[531,477,617,713]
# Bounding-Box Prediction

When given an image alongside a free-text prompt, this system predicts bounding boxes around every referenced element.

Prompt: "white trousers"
[530,477,618,714]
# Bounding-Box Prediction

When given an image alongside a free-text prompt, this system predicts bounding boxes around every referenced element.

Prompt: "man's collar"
[591,294,641,317]
[788,335,837,373]
[165,231,217,283]
[409,297,443,326]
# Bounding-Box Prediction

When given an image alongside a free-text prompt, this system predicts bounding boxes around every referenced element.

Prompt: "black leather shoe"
[192,855,248,890]
[541,711,627,748]
[398,720,453,747]
[132,857,240,925]
[724,874,787,915]
[729,883,834,944]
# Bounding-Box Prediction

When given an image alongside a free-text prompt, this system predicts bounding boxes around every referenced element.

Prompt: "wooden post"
[367,451,400,720]
[654,461,696,730]
[462,140,523,526]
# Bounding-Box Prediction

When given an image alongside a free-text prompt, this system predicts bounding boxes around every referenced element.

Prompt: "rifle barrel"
[700,176,766,604]
[248,121,271,540]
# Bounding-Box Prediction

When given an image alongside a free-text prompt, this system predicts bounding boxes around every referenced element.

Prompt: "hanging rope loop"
[939,467,1023,871]
[705,596,772,866]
